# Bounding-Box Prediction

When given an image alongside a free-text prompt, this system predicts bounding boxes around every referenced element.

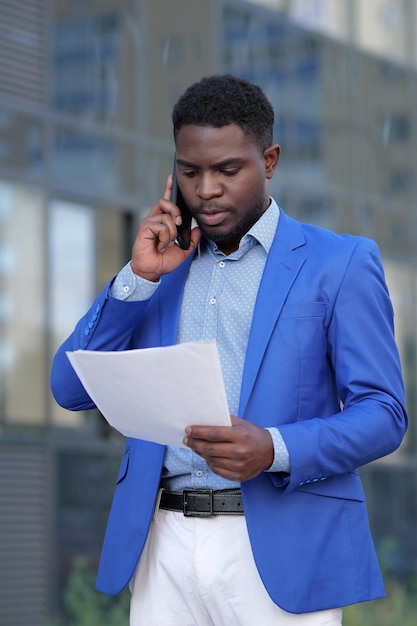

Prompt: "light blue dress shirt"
[111,199,290,491]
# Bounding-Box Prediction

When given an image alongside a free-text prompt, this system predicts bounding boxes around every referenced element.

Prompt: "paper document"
[66,340,231,447]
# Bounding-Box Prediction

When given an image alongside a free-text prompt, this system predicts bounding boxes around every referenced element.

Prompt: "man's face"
[174,124,279,255]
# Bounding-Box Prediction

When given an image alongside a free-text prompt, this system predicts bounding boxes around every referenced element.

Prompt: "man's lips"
[195,209,228,227]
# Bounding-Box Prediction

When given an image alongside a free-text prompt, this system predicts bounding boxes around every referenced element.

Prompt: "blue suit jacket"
[50,210,407,613]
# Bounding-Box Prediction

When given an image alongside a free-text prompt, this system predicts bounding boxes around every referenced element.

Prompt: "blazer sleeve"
[277,238,408,491]
[50,279,153,411]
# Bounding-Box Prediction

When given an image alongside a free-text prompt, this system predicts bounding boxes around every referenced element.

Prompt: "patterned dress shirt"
[111,199,290,491]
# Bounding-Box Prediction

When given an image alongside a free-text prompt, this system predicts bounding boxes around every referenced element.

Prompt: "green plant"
[49,556,129,626]
[343,578,417,626]
[53,556,417,626]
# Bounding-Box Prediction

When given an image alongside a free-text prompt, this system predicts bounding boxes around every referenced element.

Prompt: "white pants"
[129,509,343,626]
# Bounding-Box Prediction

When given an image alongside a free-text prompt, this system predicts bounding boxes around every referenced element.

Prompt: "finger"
[189,226,202,249]
[204,454,251,482]
[185,425,235,442]
[141,213,179,247]
[163,174,173,202]
[186,415,240,435]
[148,198,180,224]
[189,439,232,457]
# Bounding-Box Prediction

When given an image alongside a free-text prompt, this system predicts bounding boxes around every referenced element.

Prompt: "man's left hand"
[183,416,274,482]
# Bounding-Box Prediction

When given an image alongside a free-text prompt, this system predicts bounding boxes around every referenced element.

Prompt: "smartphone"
[171,156,192,250]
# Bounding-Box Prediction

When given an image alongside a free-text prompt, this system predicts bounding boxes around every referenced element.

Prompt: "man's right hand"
[130,175,201,282]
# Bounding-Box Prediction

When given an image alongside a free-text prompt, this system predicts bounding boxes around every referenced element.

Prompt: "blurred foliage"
[343,578,417,625]
[342,534,417,625]
[49,556,129,626]
[51,554,417,625]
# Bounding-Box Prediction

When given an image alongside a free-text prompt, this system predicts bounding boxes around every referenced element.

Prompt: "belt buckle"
[183,489,214,517]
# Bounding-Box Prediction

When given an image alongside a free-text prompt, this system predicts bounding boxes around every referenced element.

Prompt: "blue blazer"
[51,210,407,614]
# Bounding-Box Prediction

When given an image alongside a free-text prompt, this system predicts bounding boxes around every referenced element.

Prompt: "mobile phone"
[171,156,192,250]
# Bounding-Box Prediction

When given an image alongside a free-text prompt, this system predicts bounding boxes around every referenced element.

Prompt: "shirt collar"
[246,197,280,254]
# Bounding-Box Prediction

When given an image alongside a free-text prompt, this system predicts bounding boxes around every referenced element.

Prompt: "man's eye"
[222,169,239,176]
[182,170,197,177]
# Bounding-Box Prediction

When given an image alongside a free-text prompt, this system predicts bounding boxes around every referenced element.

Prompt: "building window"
[0,181,46,425]
[382,114,411,143]
[49,199,95,426]
[389,169,413,193]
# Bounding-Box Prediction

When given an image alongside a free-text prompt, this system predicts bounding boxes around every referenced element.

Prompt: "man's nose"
[196,174,222,199]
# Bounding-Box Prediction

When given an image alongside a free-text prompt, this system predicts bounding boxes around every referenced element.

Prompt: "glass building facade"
[0,1,416,623]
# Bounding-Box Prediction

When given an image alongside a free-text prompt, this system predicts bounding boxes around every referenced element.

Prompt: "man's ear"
[264,144,280,179]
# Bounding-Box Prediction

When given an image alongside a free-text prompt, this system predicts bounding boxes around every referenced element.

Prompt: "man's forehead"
[175,123,258,156]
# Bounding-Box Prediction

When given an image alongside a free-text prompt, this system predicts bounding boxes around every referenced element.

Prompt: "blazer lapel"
[239,211,306,417]
[156,218,305,417]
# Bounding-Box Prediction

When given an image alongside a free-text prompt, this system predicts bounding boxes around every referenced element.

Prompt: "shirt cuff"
[265,427,291,473]
[110,262,160,301]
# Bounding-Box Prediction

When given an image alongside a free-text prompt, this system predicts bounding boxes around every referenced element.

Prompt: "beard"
[195,196,268,250]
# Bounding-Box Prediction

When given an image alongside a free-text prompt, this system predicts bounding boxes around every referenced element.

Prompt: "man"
[51,74,408,625]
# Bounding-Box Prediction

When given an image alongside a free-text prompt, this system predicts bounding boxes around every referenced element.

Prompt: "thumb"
[183,226,201,256]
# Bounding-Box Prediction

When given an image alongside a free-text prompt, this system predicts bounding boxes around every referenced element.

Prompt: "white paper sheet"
[66,340,231,447]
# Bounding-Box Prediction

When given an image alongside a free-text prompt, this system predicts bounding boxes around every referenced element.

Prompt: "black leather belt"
[159,488,244,517]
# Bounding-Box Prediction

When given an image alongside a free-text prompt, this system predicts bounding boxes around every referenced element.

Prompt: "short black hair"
[172,74,274,151]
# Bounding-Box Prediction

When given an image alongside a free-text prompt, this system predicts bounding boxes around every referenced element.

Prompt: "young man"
[51,75,407,625]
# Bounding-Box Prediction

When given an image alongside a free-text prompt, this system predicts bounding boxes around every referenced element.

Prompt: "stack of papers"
[67,340,231,447]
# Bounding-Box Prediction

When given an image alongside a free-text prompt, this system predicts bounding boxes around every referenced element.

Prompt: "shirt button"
[219,261,225,268]
[196,470,203,477]
[210,297,216,305]
[123,285,130,293]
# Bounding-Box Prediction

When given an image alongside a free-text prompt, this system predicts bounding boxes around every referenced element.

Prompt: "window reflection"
[52,3,141,130]
[48,200,129,427]
[49,200,95,341]
[52,128,142,200]
[49,199,95,426]
[384,260,417,455]
[0,107,44,180]
[0,182,45,424]
[54,12,121,118]
[53,129,117,194]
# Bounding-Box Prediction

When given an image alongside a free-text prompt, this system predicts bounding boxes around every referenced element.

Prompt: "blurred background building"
[0,0,416,624]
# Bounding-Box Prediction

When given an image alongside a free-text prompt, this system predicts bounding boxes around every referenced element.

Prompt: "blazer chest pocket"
[278,302,327,357]
[280,301,327,321]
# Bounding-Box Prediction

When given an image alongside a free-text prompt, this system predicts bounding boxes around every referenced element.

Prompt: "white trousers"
[129,509,343,626]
